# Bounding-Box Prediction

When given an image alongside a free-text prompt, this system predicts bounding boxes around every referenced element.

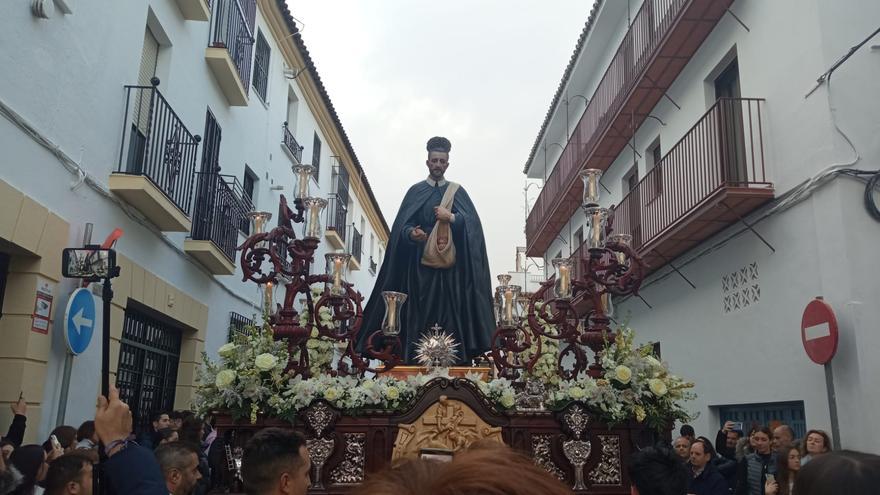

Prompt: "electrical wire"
[0,97,259,311]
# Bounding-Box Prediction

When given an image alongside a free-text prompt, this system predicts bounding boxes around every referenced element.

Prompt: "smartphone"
[766,474,776,483]
[50,434,62,451]
[731,421,744,432]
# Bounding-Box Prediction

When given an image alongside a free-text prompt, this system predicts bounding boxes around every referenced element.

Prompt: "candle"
[559,265,570,296]
[590,212,601,247]
[264,281,273,312]
[615,251,626,265]
[308,206,320,237]
[333,258,343,289]
[387,297,397,330]
[504,288,513,324]
[587,175,598,203]
[298,173,309,199]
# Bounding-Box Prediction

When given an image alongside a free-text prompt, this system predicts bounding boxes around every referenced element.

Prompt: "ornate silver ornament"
[562,403,589,439]
[531,434,565,480]
[563,438,592,491]
[329,433,366,484]
[415,324,460,369]
[306,437,335,489]
[589,434,622,485]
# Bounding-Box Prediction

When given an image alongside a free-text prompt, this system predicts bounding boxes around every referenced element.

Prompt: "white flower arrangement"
[196,320,694,429]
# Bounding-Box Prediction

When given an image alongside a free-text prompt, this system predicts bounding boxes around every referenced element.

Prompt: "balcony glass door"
[714,59,747,185]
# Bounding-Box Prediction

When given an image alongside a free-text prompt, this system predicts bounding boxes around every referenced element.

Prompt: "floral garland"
[195,321,694,428]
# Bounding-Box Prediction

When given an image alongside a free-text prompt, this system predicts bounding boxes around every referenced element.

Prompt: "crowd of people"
[668,422,850,495]
[1,391,878,495]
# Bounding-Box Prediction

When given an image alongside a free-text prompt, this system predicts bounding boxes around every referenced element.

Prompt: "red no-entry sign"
[801,298,839,365]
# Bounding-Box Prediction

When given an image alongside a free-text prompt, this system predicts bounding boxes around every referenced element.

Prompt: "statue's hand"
[438,235,448,250]
[410,226,428,242]
[434,206,453,223]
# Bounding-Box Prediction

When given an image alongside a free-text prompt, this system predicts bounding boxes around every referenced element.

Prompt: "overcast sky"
[286,0,591,281]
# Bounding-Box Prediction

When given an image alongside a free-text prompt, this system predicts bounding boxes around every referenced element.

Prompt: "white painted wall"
[0,0,386,438]
[527,0,880,449]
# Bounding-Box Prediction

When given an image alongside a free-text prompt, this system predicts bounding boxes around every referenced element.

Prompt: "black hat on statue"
[426,136,451,153]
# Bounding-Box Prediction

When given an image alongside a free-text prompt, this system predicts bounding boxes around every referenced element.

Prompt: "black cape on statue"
[357,179,496,364]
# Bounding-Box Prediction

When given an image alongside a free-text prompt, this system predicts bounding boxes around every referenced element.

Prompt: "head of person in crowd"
[679,424,695,443]
[0,440,14,462]
[9,444,49,495]
[796,450,880,495]
[151,411,171,433]
[177,416,204,447]
[241,428,310,495]
[803,429,832,458]
[628,444,689,495]
[751,426,772,455]
[158,428,179,445]
[689,438,715,472]
[768,445,801,495]
[672,436,691,461]
[44,452,93,495]
[771,425,795,454]
[155,442,202,495]
[725,428,742,450]
[44,426,77,455]
[355,441,572,495]
[74,421,97,450]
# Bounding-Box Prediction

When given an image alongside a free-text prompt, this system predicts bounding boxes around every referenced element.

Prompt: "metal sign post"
[801,296,842,449]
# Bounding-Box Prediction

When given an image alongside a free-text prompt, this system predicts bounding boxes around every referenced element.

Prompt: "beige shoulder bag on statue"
[421,182,460,269]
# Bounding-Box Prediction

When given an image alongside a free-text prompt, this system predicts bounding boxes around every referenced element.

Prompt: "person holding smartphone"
[735,427,774,495]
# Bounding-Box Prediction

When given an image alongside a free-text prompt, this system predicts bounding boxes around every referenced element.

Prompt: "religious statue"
[358,136,496,364]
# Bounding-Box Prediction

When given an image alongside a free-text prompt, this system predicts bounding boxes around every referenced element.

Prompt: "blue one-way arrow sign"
[64,288,96,355]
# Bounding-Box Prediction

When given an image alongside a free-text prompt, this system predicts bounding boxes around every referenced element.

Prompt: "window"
[252,30,270,101]
[228,312,254,342]
[240,166,257,233]
[116,305,181,434]
[311,133,322,180]
[646,138,662,199]
[717,401,806,439]
[286,89,299,133]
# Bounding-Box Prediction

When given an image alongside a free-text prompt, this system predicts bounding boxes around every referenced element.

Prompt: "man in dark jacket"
[96,385,167,494]
[689,439,729,495]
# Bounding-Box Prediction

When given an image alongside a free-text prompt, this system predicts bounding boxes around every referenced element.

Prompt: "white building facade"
[523,0,880,451]
[0,0,389,442]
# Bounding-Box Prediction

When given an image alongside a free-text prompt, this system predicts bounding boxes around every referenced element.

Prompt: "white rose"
[500,391,516,408]
[569,386,586,400]
[255,353,278,371]
[649,378,668,397]
[218,343,237,358]
[324,387,340,401]
[215,369,236,389]
[614,365,633,384]
[384,386,400,400]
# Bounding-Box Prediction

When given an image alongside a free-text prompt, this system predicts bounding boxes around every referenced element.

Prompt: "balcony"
[205,0,255,106]
[173,0,210,21]
[185,173,251,275]
[109,80,200,232]
[325,195,348,250]
[526,0,736,256]
[568,98,772,300]
[281,122,304,164]
[349,227,363,271]
[369,256,377,275]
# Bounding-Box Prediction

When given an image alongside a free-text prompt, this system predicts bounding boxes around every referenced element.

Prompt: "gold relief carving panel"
[392,395,504,462]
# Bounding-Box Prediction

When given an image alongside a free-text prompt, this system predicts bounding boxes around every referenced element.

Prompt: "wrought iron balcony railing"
[612,98,769,251]
[191,172,252,261]
[369,256,377,274]
[117,79,200,215]
[525,0,734,255]
[209,0,255,93]
[282,122,303,163]
[325,195,348,243]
